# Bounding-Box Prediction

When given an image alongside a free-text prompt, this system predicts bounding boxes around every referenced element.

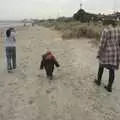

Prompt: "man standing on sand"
[94,20,120,92]
[5,28,16,73]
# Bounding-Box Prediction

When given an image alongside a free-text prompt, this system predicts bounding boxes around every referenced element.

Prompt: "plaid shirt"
[98,26,120,69]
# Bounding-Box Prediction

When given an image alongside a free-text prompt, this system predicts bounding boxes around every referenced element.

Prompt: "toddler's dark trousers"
[45,67,54,77]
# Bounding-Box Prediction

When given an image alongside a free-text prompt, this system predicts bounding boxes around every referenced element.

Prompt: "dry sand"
[0,26,120,120]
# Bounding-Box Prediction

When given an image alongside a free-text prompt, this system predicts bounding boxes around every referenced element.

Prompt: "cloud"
[0,0,119,19]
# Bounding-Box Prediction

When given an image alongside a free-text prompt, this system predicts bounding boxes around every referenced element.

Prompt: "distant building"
[57,17,73,22]
[99,12,120,21]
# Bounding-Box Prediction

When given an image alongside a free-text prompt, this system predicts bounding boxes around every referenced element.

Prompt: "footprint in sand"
[46,86,57,94]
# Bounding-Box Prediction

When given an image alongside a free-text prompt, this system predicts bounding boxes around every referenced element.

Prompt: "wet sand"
[0,26,120,120]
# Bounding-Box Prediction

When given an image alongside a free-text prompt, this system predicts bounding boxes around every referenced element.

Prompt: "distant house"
[101,12,120,21]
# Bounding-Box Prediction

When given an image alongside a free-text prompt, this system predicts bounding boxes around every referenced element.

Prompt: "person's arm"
[13,37,16,42]
[40,59,44,69]
[11,32,16,42]
[97,29,108,58]
[118,29,120,46]
[54,58,60,67]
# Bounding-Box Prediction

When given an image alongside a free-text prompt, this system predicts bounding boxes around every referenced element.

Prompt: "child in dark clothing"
[40,51,60,80]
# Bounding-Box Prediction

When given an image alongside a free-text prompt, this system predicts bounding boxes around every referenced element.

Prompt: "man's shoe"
[104,85,112,92]
[94,79,101,86]
[8,70,13,73]
[49,76,53,80]
[13,66,16,69]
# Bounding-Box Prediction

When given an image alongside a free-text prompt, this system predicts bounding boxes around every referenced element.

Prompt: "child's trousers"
[6,47,16,71]
[45,67,54,77]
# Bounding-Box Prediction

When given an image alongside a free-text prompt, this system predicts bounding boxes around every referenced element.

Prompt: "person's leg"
[49,68,54,80]
[108,69,115,88]
[7,56,12,70]
[46,67,53,80]
[45,68,49,78]
[6,47,12,71]
[105,68,115,92]
[98,64,104,82]
[12,47,16,69]
[95,64,104,85]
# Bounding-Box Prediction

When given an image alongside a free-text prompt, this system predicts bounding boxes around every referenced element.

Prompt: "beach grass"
[38,20,104,41]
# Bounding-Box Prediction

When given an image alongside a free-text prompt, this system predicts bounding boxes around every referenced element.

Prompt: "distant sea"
[0,20,23,29]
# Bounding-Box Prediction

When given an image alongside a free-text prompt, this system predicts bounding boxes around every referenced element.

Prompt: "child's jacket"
[40,52,59,70]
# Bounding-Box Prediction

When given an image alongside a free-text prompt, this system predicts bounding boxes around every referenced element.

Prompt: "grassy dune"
[39,21,104,41]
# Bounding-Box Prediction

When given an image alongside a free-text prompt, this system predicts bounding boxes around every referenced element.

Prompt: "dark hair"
[9,27,15,31]
[6,27,15,37]
[6,29,11,37]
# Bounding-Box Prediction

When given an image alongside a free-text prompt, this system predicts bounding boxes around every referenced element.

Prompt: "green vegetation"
[34,8,120,41]
[38,20,103,40]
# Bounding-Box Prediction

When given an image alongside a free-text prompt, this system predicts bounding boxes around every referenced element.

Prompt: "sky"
[0,0,120,20]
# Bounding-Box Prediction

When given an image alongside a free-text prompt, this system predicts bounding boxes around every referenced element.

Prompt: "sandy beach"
[0,25,120,120]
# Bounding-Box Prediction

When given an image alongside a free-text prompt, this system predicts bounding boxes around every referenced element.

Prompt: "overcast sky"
[0,0,120,20]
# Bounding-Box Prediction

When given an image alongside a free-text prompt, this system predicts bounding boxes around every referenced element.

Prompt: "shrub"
[40,21,102,41]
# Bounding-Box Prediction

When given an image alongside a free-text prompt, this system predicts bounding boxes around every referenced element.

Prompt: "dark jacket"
[40,53,60,70]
